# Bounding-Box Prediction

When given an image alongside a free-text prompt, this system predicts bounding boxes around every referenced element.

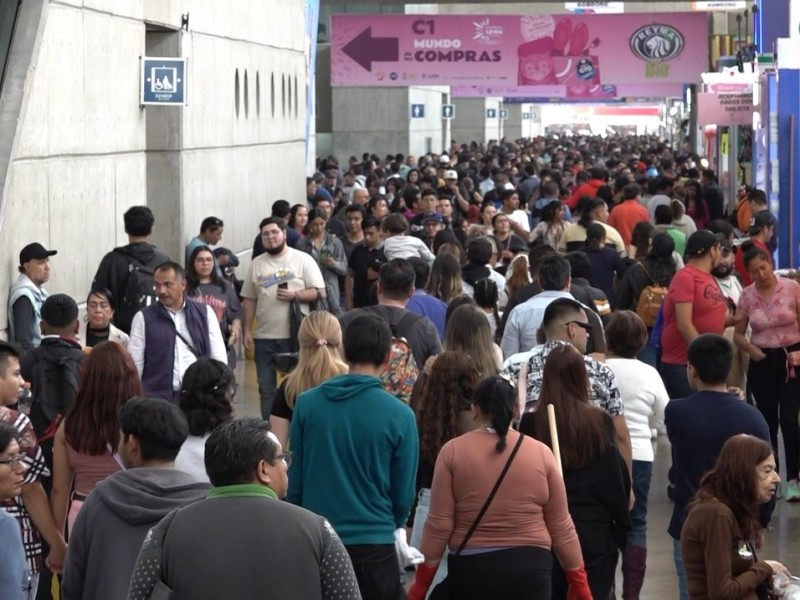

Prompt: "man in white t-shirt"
[499,187,530,237]
[241,217,325,418]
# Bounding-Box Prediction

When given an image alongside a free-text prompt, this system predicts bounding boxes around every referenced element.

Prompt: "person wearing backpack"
[20,294,85,462]
[339,259,441,400]
[19,295,83,598]
[92,206,170,335]
[287,313,418,600]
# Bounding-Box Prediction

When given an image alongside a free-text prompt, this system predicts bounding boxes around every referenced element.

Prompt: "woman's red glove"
[408,564,438,600]
[566,565,593,600]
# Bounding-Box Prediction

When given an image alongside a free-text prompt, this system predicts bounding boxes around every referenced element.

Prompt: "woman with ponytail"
[409,375,591,600]
[520,345,632,600]
[269,311,348,447]
[174,358,236,482]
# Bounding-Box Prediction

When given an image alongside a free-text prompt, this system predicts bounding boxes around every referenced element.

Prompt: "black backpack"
[115,250,158,328]
[28,345,85,443]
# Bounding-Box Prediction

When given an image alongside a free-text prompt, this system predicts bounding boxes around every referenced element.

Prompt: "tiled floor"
[234,355,800,598]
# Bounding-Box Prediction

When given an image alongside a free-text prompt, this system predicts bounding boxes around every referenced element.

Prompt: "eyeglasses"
[276,452,292,468]
[0,454,26,469]
[565,320,593,333]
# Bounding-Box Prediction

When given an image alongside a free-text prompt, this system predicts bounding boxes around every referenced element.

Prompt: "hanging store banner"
[697,90,754,126]
[331,12,708,87]
[450,82,685,101]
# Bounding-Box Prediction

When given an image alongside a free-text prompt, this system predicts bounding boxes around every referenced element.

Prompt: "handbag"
[428,433,525,600]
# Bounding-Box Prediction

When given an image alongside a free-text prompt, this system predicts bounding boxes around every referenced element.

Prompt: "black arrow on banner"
[342,27,399,72]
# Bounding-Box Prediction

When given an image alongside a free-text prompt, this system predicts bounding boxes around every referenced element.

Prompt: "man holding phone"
[241,217,326,419]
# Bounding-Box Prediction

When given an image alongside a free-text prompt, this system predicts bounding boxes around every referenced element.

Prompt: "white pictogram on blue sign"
[141,57,187,106]
[410,104,425,118]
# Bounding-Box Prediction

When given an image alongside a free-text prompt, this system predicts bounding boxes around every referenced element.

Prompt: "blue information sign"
[486,108,497,118]
[141,57,187,106]
[410,104,425,118]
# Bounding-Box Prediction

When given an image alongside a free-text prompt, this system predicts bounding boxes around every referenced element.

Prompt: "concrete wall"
[408,86,448,156]
[332,87,410,161]
[0,0,308,332]
[450,97,503,146]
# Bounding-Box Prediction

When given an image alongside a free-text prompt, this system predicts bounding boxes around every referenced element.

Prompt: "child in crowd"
[381,213,435,264]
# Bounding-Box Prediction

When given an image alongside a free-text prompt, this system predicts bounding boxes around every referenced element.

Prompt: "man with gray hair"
[128,418,361,600]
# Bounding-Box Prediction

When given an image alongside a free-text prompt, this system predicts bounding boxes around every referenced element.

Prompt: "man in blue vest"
[8,243,56,352]
[128,262,227,400]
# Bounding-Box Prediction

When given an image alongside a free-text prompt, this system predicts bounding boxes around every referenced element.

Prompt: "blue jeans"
[627,460,652,548]
[673,537,688,600]
[410,489,448,596]
[254,338,293,419]
[660,362,692,400]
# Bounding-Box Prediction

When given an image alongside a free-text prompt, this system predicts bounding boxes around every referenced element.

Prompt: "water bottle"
[16,388,32,416]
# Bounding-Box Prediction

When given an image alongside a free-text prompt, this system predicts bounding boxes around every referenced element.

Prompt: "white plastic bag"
[773,572,800,599]
[394,528,424,568]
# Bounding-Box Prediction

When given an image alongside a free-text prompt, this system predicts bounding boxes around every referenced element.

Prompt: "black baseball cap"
[748,211,776,236]
[685,230,719,257]
[19,243,57,265]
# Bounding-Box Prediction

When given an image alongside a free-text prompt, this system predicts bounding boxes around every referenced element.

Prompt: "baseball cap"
[422,212,444,224]
[685,230,719,257]
[438,154,450,165]
[714,232,732,252]
[19,243,57,265]
[748,211,775,236]
[443,170,458,180]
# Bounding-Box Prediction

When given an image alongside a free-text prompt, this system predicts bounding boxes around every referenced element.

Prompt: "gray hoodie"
[61,467,210,600]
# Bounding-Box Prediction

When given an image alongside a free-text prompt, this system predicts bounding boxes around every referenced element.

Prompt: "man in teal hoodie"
[288,312,419,600]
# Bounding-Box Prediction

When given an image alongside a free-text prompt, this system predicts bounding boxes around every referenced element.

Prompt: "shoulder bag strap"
[454,433,525,555]
[637,262,656,285]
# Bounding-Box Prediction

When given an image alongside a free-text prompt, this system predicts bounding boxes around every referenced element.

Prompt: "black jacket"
[92,243,170,334]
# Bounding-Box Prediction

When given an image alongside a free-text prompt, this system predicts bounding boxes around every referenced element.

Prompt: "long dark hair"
[64,342,142,455]
[416,352,479,465]
[691,435,773,543]
[185,245,227,294]
[534,345,610,469]
[473,375,516,453]
[642,232,677,285]
[179,358,235,437]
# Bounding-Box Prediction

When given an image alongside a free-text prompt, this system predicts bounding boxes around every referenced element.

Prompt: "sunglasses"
[565,320,593,333]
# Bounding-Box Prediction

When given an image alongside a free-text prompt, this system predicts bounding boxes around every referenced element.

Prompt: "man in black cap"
[7,243,57,351]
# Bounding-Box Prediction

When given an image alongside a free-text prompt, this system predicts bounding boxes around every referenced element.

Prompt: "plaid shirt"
[501,340,624,416]
[1,407,50,573]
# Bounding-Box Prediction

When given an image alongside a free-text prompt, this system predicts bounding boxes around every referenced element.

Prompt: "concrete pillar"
[504,104,522,141]
[451,98,487,147]
[331,86,446,158]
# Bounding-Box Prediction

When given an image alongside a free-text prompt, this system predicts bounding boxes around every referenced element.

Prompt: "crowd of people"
[0,134,796,599]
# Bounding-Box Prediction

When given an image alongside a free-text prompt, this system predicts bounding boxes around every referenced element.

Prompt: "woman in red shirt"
[734,212,775,286]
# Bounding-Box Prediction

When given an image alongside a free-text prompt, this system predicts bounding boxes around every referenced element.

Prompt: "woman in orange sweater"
[409,375,591,600]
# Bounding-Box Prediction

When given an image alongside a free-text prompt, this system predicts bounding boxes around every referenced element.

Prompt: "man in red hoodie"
[568,167,607,211]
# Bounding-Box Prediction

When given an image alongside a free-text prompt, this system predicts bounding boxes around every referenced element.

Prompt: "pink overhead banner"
[331,13,708,88]
[450,82,685,100]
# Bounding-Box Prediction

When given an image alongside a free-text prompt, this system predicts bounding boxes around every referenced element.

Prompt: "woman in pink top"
[734,244,800,501]
[50,342,142,534]
[408,375,591,600]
